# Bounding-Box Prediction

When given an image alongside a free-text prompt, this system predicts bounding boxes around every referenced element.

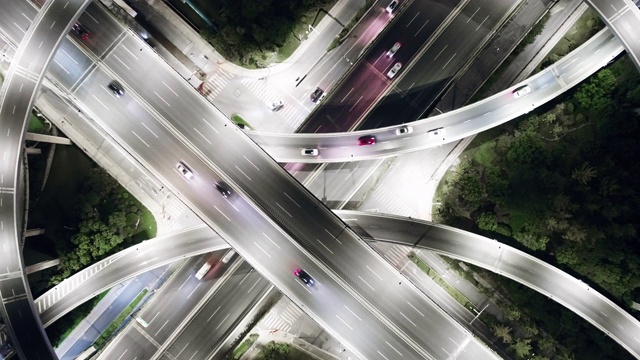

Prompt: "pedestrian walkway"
[258,300,304,334]
[239,78,308,130]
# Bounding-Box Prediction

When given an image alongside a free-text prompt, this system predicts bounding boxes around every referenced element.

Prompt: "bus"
[194,250,235,280]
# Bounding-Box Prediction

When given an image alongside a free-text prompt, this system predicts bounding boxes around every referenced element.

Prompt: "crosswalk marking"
[240,78,307,129]
[371,184,418,218]
[198,68,234,99]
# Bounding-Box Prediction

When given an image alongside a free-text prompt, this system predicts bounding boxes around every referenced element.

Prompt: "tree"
[507,131,546,166]
[505,306,521,321]
[571,162,597,185]
[510,338,532,358]
[476,212,498,232]
[514,230,549,251]
[574,69,616,114]
[255,341,291,360]
[492,324,513,344]
[537,335,557,356]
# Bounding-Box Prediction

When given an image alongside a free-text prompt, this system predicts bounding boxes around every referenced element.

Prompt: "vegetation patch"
[409,253,478,313]
[254,341,319,360]
[198,0,338,68]
[327,0,376,51]
[94,289,148,348]
[46,291,108,347]
[232,333,259,360]
[231,113,253,129]
[435,56,640,359]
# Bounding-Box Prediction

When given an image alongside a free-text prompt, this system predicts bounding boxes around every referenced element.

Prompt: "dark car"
[215,182,232,198]
[357,135,376,146]
[71,23,90,41]
[310,87,324,103]
[108,81,125,97]
[294,268,315,286]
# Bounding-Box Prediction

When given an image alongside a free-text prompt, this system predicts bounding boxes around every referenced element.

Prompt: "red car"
[358,135,376,146]
[71,23,90,41]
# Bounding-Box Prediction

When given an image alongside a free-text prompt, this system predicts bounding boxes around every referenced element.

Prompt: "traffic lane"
[76,1,124,58]
[74,73,424,359]
[97,325,159,360]
[38,227,227,327]
[367,0,511,126]
[611,8,640,64]
[4,299,52,359]
[166,264,271,360]
[589,0,625,19]
[0,0,36,45]
[309,64,392,133]
[351,212,640,357]
[303,0,458,134]
[49,39,95,89]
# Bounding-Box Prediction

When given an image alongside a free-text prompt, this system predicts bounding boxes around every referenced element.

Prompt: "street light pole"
[469,303,489,325]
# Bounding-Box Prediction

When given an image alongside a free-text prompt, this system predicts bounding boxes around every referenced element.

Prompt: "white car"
[395,126,413,135]
[269,99,284,111]
[513,85,532,98]
[386,0,398,13]
[427,127,445,139]
[176,162,194,179]
[387,62,402,79]
[301,148,319,156]
[386,42,401,57]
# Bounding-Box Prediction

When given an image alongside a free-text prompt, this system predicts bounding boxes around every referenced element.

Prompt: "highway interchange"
[1,0,640,359]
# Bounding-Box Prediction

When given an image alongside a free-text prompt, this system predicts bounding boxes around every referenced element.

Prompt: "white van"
[221,249,236,264]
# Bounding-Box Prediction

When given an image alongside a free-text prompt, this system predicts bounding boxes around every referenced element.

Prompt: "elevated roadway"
[35,211,640,359]
[0,0,91,358]
[585,0,640,72]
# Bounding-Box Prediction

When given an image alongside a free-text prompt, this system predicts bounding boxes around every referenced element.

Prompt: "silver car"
[387,62,402,79]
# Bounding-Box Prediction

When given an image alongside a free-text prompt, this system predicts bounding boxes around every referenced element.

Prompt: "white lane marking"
[141,122,158,138]
[153,91,171,106]
[442,53,457,69]
[112,54,130,70]
[407,301,425,317]
[243,155,260,171]
[235,165,252,181]
[85,11,99,24]
[247,278,261,293]
[263,233,280,248]
[283,192,300,207]
[155,320,169,336]
[92,94,109,110]
[22,13,31,22]
[213,206,230,221]
[358,276,375,291]
[60,49,77,64]
[324,229,342,244]
[175,343,189,358]
[377,350,390,360]
[343,305,362,321]
[275,202,292,217]
[53,59,69,74]
[386,341,403,356]
[475,15,489,31]
[215,314,229,329]
[254,242,271,258]
[193,127,211,144]
[207,306,221,322]
[49,21,56,29]
[316,238,334,254]
[348,96,363,112]
[366,266,383,281]
[131,131,150,147]
[399,312,417,327]
[122,46,139,60]
[466,7,480,23]
[202,118,219,133]
[187,283,201,299]
[414,19,429,37]
[335,315,353,330]
[116,349,128,360]
[162,81,180,97]
[188,351,199,360]
[14,22,26,34]
[433,45,447,61]
[341,88,355,103]
[406,12,420,27]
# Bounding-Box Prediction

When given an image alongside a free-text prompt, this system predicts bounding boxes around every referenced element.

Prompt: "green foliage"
[574,69,616,115]
[506,131,546,166]
[94,289,147,348]
[492,324,513,344]
[255,341,291,360]
[510,338,533,359]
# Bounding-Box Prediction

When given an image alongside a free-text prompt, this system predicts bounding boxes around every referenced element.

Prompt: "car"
[214,182,232,198]
[294,268,315,286]
[108,81,125,97]
[387,62,402,79]
[358,135,376,146]
[269,99,284,111]
[317,93,327,103]
[71,23,90,41]
[513,85,532,98]
[395,126,413,135]
[301,148,319,156]
[310,87,324,102]
[386,42,401,57]
[427,127,445,139]
[386,0,399,13]
[176,162,194,179]
[236,123,247,129]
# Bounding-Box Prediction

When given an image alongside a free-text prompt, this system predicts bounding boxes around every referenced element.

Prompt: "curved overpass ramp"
[0,0,91,358]
[585,0,640,72]
[36,211,640,359]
